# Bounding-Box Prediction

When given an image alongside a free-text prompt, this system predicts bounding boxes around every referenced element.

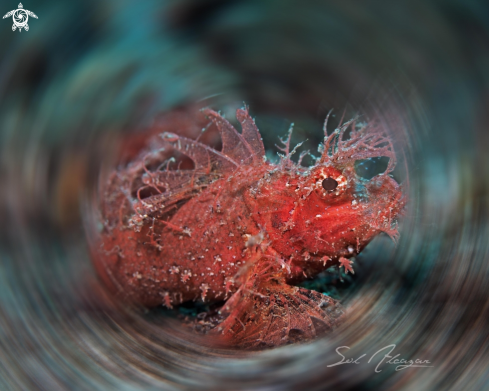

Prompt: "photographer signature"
[327,344,433,373]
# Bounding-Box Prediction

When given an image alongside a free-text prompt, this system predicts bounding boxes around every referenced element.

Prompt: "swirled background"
[1,0,489,390]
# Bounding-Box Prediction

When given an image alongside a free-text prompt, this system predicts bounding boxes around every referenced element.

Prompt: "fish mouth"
[364,174,406,240]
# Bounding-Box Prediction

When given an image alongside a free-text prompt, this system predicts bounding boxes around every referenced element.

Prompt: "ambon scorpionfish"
[93,106,405,348]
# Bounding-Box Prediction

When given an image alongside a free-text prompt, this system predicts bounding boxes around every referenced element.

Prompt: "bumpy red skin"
[98,163,271,306]
[93,106,404,346]
[244,166,403,283]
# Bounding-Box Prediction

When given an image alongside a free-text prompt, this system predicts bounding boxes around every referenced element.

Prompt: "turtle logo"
[3,3,38,32]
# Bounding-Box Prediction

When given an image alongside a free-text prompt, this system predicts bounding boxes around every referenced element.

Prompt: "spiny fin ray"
[203,109,255,167]
[236,107,266,162]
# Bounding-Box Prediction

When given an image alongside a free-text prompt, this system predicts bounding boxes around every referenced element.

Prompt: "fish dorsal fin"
[127,107,267,224]
[158,133,238,173]
[158,133,210,171]
[236,107,266,162]
[203,109,255,167]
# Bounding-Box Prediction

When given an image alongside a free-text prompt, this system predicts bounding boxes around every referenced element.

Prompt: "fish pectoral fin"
[216,275,343,348]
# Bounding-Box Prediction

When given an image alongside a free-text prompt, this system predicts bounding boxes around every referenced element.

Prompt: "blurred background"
[1,0,489,390]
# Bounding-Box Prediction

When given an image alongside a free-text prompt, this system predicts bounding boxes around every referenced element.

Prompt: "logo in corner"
[3,3,37,32]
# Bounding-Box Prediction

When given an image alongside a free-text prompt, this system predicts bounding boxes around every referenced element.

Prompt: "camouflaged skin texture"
[94,107,405,348]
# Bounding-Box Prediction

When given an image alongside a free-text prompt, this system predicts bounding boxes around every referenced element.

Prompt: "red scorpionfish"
[93,106,405,348]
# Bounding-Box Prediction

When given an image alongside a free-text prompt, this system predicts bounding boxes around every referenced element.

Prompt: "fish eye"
[321,177,338,191]
[312,167,346,196]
